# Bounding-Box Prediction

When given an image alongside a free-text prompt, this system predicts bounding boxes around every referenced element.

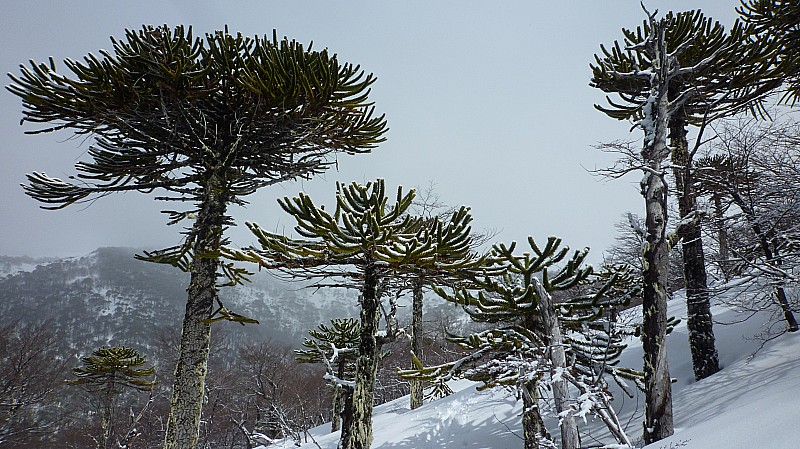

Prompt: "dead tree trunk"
[639,17,674,444]
[534,278,579,449]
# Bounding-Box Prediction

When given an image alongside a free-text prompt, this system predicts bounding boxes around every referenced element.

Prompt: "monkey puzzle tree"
[591,9,779,383]
[590,8,742,442]
[296,318,361,433]
[739,0,800,102]
[230,179,444,449]
[399,206,486,410]
[69,346,156,449]
[401,238,638,449]
[8,25,386,449]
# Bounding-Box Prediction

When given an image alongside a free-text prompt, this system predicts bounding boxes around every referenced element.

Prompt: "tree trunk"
[641,21,674,444]
[752,222,799,332]
[670,116,720,381]
[338,386,355,437]
[338,264,381,449]
[409,278,424,410]
[521,380,543,449]
[711,194,732,281]
[101,386,115,449]
[163,185,227,449]
[729,191,799,332]
[534,278,579,449]
[331,362,346,433]
[641,168,675,444]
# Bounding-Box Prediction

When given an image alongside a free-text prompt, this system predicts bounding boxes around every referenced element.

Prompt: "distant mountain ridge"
[0,247,359,357]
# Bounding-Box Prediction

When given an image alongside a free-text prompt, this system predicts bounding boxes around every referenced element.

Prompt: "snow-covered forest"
[2,2,800,449]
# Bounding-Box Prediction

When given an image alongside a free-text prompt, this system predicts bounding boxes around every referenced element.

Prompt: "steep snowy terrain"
[264,286,800,449]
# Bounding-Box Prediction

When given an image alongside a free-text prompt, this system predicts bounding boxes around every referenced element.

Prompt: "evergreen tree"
[739,0,800,102]
[591,9,711,442]
[230,179,444,449]
[400,206,485,410]
[69,346,156,449]
[591,9,778,382]
[401,237,637,449]
[296,318,361,433]
[8,25,386,449]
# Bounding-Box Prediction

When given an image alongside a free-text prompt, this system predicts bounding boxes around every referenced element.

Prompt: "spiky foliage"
[231,179,470,449]
[560,264,642,389]
[590,9,778,123]
[71,346,156,393]
[296,318,360,368]
[9,26,386,212]
[296,318,360,433]
[8,25,386,449]
[69,346,156,449]
[404,239,636,386]
[401,238,637,448]
[400,206,488,409]
[739,0,800,102]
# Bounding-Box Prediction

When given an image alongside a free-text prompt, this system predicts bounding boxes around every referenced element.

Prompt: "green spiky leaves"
[9,25,387,209]
[590,9,780,124]
[69,346,157,394]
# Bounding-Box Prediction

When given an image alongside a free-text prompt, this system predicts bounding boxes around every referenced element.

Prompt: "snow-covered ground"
[262,286,800,449]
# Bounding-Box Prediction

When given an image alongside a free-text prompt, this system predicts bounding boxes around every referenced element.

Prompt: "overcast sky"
[0,1,741,262]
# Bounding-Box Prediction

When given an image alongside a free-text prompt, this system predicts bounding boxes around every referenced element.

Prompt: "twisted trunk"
[534,279,579,449]
[163,183,227,449]
[641,22,674,444]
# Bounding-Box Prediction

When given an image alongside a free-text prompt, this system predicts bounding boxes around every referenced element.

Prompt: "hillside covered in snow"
[263,286,800,449]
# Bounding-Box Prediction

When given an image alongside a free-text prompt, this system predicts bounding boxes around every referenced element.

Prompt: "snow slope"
[262,286,800,449]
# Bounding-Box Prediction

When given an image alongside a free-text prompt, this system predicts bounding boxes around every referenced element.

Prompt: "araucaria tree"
[739,0,800,101]
[590,8,740,443]
[591,9,778,382]
[400,205,485,410]
[69,346,156,449]
[232,179,457,449]
[401,238,638,449]
[8,26,386,449]
[296,318,361,433]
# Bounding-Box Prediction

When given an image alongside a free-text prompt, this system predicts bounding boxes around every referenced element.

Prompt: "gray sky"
[0,1,740,262]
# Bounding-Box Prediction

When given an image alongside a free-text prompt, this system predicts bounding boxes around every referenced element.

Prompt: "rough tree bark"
[409,279,425,410]
[339,264,381,449]
[331,378,343,432]
[521,380,546,449]
[164,183,227,449]
[640,19,674,444]
[669,115,720,381]
[534,279,579,449]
